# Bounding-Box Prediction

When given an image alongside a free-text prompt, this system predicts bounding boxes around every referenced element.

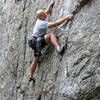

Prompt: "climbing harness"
[28,37,43,52]
[36,37,42,52]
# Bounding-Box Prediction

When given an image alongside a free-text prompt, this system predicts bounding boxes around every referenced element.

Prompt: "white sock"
[57,46,61,52]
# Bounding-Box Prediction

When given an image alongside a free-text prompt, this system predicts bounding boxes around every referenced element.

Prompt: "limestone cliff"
[0,0,100,100]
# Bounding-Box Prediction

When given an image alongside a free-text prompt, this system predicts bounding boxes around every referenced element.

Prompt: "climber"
[28,1,74,81]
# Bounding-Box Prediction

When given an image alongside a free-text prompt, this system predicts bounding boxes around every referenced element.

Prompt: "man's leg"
[44,32,61,49]
[29,56,40,79]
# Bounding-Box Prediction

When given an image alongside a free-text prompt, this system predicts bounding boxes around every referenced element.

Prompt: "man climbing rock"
[28,1,74,81]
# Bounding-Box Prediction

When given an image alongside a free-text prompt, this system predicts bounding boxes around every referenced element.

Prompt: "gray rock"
[0,0,100,100]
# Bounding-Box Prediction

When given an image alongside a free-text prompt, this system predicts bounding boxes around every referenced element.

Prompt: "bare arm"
[48,14,73,28]
[45,2,54,15]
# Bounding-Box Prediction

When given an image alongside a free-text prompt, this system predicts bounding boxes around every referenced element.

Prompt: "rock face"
[0,0,100,100]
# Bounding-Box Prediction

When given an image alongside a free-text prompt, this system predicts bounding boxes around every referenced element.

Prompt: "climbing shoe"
[57,45,65,55]
[29,77,35,82]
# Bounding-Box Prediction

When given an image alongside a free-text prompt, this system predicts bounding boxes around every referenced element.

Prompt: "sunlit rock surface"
[0,0,100,100]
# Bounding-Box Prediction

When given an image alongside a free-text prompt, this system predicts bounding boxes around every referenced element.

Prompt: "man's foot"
[29,77,35,82]
[57,45,65,55]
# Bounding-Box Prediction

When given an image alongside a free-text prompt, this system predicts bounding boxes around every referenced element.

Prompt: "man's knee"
[49,32,56,37]
[44,32,57,42]
[44,32,55,38]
